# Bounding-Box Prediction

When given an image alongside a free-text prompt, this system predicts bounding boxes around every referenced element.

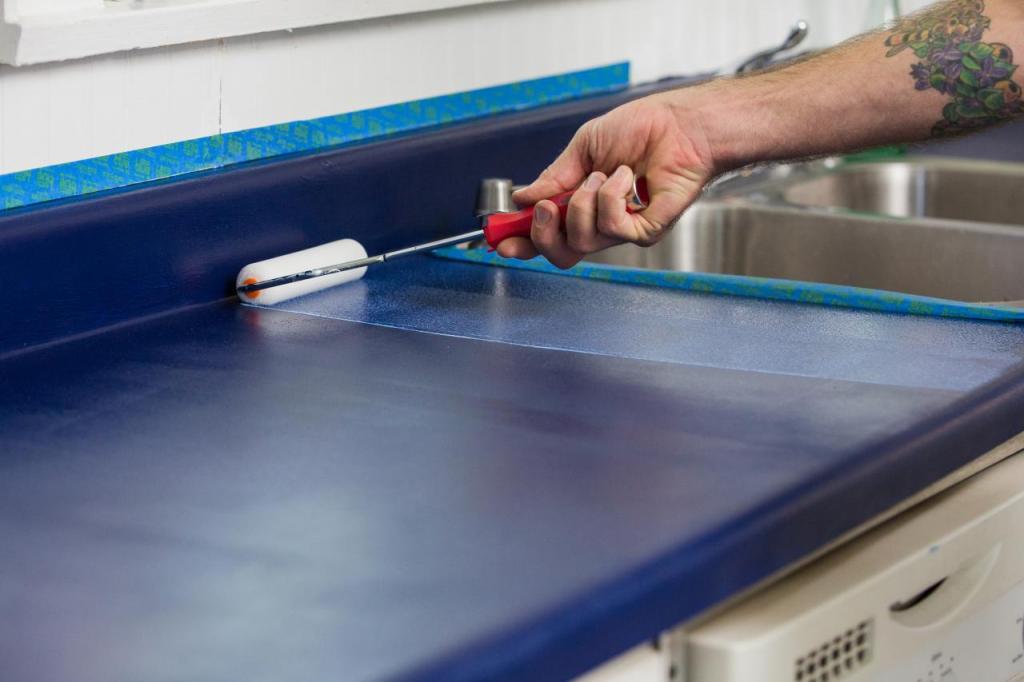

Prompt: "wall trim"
[0,0,514,65]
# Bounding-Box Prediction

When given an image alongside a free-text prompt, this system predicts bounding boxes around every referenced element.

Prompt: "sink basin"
[586,158,1024,305]
[782,158,1024,226]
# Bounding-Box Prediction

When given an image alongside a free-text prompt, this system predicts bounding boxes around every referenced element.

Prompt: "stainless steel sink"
[586,157,1024,305]
[782,158,1024,226]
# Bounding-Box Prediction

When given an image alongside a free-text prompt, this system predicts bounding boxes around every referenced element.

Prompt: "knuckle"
[596,213,622,238]
[598,183,620,201]
[568,191,591,213]
[636,222,667,247]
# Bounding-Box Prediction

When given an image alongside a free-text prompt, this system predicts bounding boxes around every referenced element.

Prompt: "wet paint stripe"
[432,246,1024,323]
[0,62,629,212]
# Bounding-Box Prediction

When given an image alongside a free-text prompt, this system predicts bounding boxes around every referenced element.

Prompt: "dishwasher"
[581,442,1024,682]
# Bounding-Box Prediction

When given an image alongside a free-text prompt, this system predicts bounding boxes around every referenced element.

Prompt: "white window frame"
[0,0,513,65]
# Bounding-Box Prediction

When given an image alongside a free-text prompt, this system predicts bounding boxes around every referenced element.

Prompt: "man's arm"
[500,0,1024,268]
[703,0,1024,168]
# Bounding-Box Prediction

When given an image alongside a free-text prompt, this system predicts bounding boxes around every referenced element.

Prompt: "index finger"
[512,127,591,206]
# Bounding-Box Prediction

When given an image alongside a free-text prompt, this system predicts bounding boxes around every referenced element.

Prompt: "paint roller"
[236,178,648,305]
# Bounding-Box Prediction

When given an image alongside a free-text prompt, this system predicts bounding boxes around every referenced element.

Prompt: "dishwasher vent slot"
[794,619,873,682]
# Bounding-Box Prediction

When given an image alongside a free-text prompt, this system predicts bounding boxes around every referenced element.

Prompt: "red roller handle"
[483,191,574,249]
[483,178,649,250]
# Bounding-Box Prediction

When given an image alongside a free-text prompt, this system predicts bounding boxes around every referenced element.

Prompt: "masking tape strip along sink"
[432,247,1024,323]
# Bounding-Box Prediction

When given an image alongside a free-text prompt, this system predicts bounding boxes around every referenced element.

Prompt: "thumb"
[512,126,591,206]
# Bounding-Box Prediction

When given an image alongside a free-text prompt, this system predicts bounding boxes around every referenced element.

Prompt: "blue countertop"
[3,74,1024,682]
[3,255,1023,682]
[275,255,1024,391]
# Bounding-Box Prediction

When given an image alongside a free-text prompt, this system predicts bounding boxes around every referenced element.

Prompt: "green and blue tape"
[0,63,630,212]
[433,246,1024,323]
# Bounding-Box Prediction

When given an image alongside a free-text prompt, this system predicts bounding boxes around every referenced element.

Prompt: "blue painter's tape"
[0,63,629,212]
[432,246,1024,323]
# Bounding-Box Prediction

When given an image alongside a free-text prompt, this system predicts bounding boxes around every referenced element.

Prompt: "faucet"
[733,20,810,74]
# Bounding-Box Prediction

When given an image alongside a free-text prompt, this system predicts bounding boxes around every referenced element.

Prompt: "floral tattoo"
[885,0,1022,136]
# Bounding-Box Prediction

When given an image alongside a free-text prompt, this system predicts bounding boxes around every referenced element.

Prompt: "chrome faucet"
[733,20,810,74]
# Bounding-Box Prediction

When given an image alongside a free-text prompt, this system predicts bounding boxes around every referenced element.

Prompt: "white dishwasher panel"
[685,450,1024,682]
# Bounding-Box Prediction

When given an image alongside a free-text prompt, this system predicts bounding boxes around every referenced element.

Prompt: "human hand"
[497,93,718,268]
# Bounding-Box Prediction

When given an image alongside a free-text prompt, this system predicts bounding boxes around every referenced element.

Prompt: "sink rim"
[688,195,1024,239]
[712,155,1024,231]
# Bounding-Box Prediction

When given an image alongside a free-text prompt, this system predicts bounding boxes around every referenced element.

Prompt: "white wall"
[0,0,934,175]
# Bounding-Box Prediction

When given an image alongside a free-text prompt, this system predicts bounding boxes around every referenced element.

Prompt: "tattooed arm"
[886,0,1022,135]
[501,0,1024,268]
[702,0,1024,166]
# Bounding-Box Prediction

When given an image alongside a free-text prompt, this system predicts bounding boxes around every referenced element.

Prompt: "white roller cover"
[236,238,368,305]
